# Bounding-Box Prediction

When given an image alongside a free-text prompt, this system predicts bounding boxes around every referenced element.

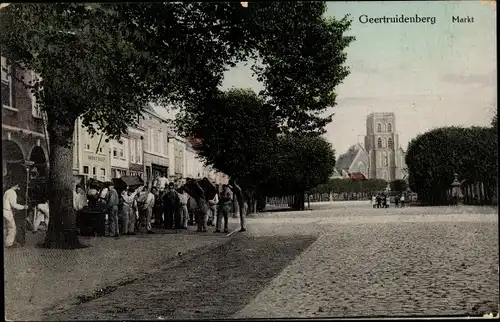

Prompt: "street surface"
[4,201,499,320]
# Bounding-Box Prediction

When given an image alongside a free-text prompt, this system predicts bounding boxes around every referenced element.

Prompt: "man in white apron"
[3,181,28,248]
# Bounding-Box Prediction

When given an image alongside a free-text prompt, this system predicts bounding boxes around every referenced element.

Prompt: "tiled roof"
[349,172,366,181]
[335,144,361,171]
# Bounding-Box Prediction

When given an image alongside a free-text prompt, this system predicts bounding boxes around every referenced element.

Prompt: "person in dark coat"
[162,182,179,229]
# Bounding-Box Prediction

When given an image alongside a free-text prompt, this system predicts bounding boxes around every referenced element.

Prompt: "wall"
[141,111,170,181]
[2,59,49,177]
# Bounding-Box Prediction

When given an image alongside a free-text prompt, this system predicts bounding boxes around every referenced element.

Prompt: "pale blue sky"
[158,1,496,156]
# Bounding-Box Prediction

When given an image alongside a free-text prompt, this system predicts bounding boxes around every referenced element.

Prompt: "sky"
[156,1,497,156]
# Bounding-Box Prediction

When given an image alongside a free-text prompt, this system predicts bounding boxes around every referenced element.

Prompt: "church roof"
[335,143,364,171]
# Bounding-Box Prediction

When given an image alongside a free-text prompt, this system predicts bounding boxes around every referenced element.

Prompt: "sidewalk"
[4,221,241,321]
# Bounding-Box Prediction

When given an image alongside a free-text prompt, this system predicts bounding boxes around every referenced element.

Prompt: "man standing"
[216,184,233,234]
[152,187,163,227]
[230,180,246,232]
[3,180,28,248]
[163,182,179,229]
[120,186,142,235]
[105,183,120,237]
[137,186,155,234]
[178,185,189,229]
[156,172,169,192]
[207,186,219,227]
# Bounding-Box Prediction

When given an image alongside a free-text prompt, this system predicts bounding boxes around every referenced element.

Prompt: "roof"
[349,172,366,181]
[335,143,363,171]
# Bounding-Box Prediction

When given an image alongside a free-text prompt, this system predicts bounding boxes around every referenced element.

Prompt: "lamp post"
[19,160,35,243]
[451,173,462,206]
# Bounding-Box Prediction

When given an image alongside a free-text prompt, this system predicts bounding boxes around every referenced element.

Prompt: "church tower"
[364,113,399,182]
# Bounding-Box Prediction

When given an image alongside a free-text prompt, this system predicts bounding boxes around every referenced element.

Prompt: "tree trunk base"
[38,229,88,249]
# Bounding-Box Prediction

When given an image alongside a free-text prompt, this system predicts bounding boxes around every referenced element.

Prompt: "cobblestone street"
[236,202,499,318]
[4,221,241,321]
[5,202,499,320]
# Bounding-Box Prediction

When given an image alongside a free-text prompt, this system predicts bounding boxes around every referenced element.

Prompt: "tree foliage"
[261,135,336,196]
[0,2,354,245]
[308,178,388,195]
[390,179,408,193]
[185,88,336,200]
[176,1,354,136]
[405,126,497,205]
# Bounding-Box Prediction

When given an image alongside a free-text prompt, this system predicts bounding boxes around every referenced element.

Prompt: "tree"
[181,88,336,211]
[0,3,250,248]
[406,126,497,205]
[261,134,336,210]
[390,179,408,194]
[1,2,353,246]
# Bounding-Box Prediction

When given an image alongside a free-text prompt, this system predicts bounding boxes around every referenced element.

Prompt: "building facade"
[127,125,145,178]
[167,132,186,182]
[72,118,111,182]
[141,105,170,183]
[335,143,370,179]
[364,112,406,181]
[2,57,49,183]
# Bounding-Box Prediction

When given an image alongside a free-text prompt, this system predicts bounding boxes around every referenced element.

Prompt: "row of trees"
[405,115,497,205]
[1,3,354,248]
[307,178,388,195]
[179,88,338,212]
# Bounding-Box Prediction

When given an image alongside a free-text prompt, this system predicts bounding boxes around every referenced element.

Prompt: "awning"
[112,176,144,191]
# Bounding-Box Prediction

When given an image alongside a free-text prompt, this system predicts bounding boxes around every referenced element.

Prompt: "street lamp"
[450,173,462,206]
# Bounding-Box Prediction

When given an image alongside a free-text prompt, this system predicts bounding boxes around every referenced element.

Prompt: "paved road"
[7,202,498,319]
[235,203,499,318]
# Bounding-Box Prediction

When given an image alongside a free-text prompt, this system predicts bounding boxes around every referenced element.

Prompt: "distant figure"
[400,194,406,208]
[394,195,400,208]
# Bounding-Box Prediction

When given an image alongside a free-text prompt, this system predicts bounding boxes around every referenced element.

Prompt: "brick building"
[2,56,49,186]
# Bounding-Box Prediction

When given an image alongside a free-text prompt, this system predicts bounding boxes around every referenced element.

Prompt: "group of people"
[372,193,407,208]
[78,173,247,237]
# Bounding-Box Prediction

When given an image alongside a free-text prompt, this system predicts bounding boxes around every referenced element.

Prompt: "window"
[383,138,387,148]
[100,168,106,181]
[1,56,13,109]
[130,139,136,163]
[136,139,142,164]
[113,147,118,158]
[388,138,394,149]
[83,166,89,174]
[93,167,96,175]
[157,129,163,154]
[377,137,382,148]
[377,123,382,132]
[151,128,158,153]
[388,123,392,132]
[383,154,388,167]
[98,146,103,154]
[84,132,91,151]
[118,140,125,159]
[29,71,42,118]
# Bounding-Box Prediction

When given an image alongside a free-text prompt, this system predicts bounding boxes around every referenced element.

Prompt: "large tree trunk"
[40,119,87,249]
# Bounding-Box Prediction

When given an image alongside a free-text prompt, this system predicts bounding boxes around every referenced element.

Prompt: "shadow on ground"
[43,235,317,320]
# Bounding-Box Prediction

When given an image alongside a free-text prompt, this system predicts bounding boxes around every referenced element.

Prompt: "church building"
[335,112,407,181]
